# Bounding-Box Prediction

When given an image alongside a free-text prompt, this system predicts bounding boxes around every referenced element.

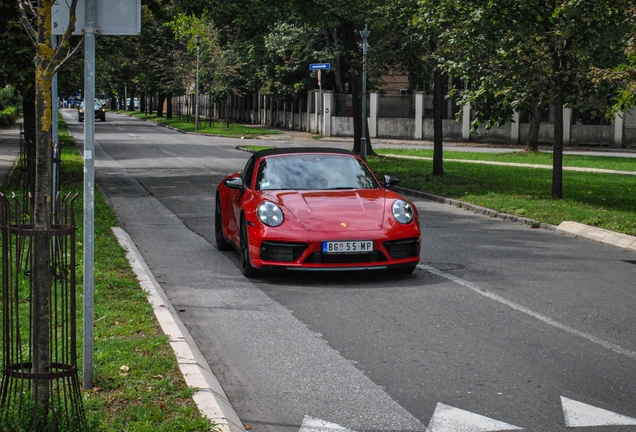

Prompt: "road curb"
[112,227,246,432]
[556,221,636,251]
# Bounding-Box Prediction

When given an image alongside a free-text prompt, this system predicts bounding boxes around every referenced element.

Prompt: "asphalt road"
[64,111,636,432]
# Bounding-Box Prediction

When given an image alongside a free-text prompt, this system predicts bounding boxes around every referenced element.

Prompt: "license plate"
[322,240,373,254]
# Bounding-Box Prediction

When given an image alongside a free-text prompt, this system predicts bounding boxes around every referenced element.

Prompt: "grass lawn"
[0,116,220,431]
[367,155,636,236]
[115,109,281,139]
[376,148,636,172]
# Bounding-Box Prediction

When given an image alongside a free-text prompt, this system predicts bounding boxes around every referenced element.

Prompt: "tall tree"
[15,0,82,406]
[422,0,633,197]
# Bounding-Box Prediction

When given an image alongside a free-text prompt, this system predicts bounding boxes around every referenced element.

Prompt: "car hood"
[266,189,388,231]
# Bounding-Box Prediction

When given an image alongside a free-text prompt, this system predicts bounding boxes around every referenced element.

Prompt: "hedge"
[0,107,18,127]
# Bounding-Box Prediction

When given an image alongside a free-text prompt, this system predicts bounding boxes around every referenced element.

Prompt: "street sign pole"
[309,63,330,136]
[83,0,96,390]
[318,69,322,135]
[52,35,59,216]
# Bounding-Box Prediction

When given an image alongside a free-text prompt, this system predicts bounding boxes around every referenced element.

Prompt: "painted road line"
[299,416,357,432]
[426,403,522,432]
[112,227,246,432]
[561,397,636,427]
[419,264,636,360]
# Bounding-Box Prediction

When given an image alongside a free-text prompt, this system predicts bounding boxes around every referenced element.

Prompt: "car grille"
[384,238,420,259]
[260,242,307,262]
[304,250,388,264]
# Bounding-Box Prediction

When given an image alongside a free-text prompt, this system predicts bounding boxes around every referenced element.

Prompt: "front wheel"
[392,263,417,275]
[239,217,260,277]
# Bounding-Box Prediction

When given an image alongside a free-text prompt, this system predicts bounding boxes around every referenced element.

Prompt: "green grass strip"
[377,148,636,172]
[114,109,281,138]
[0,116,220,431]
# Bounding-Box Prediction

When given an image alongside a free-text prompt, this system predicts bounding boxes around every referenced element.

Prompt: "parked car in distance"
[215,147,421,277]
[78,99,106,122]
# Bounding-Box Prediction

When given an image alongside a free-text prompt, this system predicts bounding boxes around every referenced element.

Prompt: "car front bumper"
[247,224,420,271]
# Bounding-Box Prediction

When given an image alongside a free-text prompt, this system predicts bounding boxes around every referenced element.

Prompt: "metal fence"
[0,193,84,431]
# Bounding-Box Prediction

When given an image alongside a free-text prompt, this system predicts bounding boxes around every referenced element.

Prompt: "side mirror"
[383,175,400,188]
[224,177,244,191]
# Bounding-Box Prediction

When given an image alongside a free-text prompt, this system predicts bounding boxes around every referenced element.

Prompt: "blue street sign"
[310,63,331,70]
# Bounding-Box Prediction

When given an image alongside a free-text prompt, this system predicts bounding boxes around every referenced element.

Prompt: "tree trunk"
[226,91,231,128]
[128,90,136,111]
[166,94,173,119]
[140,93,146,113]
[341,19,373,156]
[323,28,346,94]
[526,104,541,152]
[157,93,165,117]
[432,67,444,176]
[552,56,564,199]
[33,70,53,406]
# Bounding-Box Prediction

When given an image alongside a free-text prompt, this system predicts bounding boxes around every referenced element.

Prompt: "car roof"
[253,147,354,159]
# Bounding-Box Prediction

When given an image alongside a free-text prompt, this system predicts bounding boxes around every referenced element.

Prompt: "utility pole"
[360,24,370,161]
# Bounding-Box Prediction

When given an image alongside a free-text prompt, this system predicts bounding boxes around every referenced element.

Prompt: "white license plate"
[322,240,373,254]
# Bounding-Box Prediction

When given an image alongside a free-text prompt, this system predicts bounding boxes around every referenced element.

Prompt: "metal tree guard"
[0,193,84,430]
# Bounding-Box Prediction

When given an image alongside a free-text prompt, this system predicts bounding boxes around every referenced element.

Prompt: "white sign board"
[52,0,141,35]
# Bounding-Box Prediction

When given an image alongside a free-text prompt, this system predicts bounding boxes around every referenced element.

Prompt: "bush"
[0,86,19,111]
[0,107,18,126]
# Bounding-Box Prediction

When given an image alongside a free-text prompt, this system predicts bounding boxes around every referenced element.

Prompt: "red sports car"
[215,147,421,276]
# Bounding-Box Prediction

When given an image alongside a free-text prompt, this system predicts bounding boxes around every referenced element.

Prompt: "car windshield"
[255,154,379,191]
[80,100,101,108]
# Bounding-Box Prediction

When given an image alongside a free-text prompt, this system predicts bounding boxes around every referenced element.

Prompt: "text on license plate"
[322,240,373,254]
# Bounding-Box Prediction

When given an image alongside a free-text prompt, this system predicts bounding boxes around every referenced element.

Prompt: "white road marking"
[299,416,357,432]
[419,265,636,360]
[561,396,636,427]
[426,403,522,432]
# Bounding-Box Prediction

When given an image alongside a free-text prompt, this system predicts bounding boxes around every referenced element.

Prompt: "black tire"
[214,195,231,251]
[239,216,260,277]
[393,263,417,275]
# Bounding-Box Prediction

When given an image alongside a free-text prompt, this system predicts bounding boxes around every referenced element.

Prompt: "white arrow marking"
[427,403,523,432]
[299,416,357,432]
[561,396,636,427]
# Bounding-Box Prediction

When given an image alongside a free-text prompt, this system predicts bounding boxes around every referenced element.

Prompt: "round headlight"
[392,200,414,224]
[257,202,284,227]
